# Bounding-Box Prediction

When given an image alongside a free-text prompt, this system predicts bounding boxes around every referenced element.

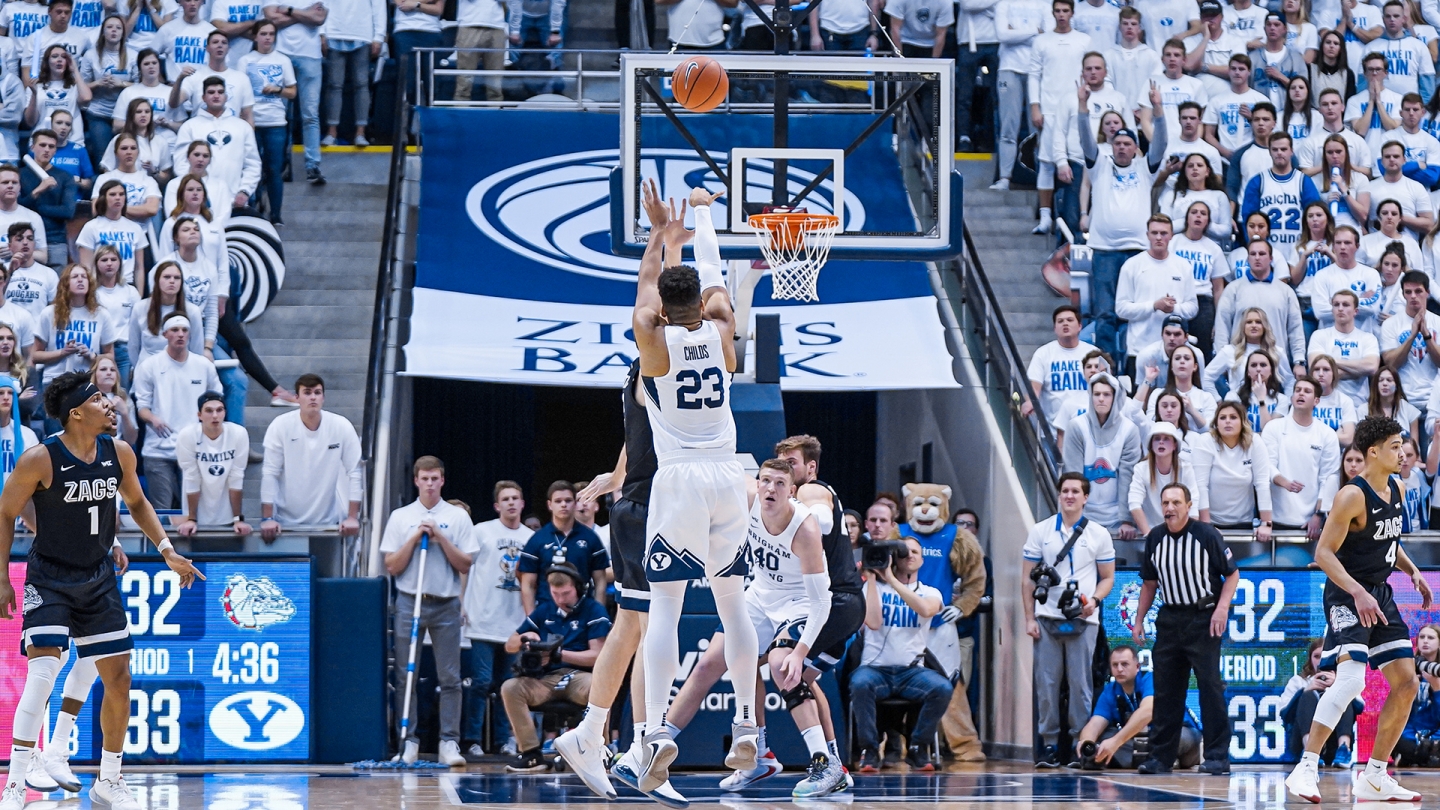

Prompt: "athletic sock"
[633,723,647,744]
[711,576,758,726]
[578,703,608,740]
[664,721,680,739]
[1366,757,1388,776]
[1301,751,1321,768]
[1038,207,1053,220]
[99,749,121,782]
[757,725,769,756]
[6,745,31,787]
[643,581,686,736]
[827,737,841,762]
[49,711,78,756]
[800,726,828,759]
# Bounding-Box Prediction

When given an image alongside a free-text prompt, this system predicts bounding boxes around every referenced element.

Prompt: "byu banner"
[406,108,960,390]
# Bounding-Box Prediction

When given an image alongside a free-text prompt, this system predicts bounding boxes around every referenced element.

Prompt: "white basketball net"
[749,213,841,302]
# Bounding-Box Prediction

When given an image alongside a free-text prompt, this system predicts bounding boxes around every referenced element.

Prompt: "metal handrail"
[361,56,411,555]
[895,94,1061,515]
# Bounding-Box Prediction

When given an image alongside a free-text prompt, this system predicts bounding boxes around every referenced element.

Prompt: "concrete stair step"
[283,242,384,260]
[246,307,372,337]
[261,355,370,375]
[270,289,375,307]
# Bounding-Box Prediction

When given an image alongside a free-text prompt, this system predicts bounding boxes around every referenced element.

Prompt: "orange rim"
[747,212,841,251]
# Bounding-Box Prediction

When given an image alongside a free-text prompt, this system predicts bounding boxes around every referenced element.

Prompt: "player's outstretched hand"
[0,578,14,620]
[641,178,669,230]
[162,549,206,588]
[577,473,615,505]
[1415,571,1434,610]
[688,186,725,208]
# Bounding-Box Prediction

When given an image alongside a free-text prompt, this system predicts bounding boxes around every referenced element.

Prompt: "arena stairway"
[233,151,388,529]
[964,186,1066,363]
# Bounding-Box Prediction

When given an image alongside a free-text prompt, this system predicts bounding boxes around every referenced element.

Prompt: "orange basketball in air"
[672,56,729,113]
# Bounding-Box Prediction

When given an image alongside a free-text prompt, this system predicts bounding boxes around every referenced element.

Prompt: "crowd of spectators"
[379,464,991,771]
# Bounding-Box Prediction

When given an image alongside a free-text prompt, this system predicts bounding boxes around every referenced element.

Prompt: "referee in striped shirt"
[1131,483,1240,775]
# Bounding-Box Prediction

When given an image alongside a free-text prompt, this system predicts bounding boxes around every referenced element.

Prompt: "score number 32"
[1229,578,1285,642]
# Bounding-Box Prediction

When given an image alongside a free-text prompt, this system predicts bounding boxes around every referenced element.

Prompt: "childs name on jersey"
[880,588,921,628]
[683,344,710,362]
[64,475,118,503]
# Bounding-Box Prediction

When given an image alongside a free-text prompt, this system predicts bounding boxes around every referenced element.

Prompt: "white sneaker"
[392,739,418,764]
[25,752,56,792]
[39,752,79,793]
[719,750,783,790]
[555,728,616,800]
[270,396,299,407]
[0,780,24,810]
[320,134,337,146]
[354,135,370,147]
[1286,759,1321,804]
[1032,215,1053,235]
[438,740,466,767]
[1354,768,1422,802]
[988,178,1010,191]
[611,751,688,809]
[89,775,141,810]
[725,721,759,771]
[637,729,678,794]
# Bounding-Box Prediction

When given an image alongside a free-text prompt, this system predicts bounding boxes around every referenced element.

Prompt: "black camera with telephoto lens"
[516,636,563,677]
[864,540,910,571]
[1030,562,1061,604]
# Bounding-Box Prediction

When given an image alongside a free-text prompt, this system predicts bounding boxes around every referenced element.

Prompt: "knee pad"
[1314,659,1367,729]
[14,656,62,742]
[781,681,814,712]
[62,656,100,703]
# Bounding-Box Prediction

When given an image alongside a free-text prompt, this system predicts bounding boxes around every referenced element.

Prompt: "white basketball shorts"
[644,458,748,583]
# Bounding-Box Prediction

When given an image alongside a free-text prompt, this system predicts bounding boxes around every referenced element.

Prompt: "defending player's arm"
[1313,485,1382,623]
[775,516,830,691]
[577,446,626,505]
[0,445,49,616]
[114,440,203,587]
[634,179,680,376]
[688,186,737,372]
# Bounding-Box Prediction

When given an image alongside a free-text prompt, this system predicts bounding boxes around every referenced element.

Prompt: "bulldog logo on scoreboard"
[221,574,297,630]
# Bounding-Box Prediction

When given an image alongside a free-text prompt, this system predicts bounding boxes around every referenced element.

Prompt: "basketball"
[672,56,729,113]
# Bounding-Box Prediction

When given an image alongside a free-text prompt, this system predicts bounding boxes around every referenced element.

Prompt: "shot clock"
[0,557,311,764]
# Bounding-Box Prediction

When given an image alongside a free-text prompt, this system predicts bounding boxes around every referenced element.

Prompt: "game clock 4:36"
[0,557,311,764]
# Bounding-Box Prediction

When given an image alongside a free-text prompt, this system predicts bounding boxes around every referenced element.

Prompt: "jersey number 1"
[675,367,724,410]
[89,505,98,535]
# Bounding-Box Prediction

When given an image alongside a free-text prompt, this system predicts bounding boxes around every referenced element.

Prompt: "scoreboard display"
[0,557,311,764]
[1106,568,1440,764]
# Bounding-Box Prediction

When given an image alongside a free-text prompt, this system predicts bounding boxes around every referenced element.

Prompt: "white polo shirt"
[1022,513,1115,625]
[379,498,480,599]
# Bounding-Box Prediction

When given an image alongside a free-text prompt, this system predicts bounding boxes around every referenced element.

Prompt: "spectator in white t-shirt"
[155,0,216,82]
[1309,287,1382,403]
[168,29,255,123]
[129,259,202,366]
[885,0,953,56]
[1380,269,1440,412]
[24,0,94,85]
[262,0,325,184]
[322,0,383,134]
[32,263,113,388]
[132,311,218,508]
[1027,0,1092,234]
[0,168,47,263]
[1311,226,1385,330]
[1262,376,1340,535]
[1363,140,1435,237]
[1190,0,1250,97]
[1026,304,1097,432]
[1350,51,1405,151]
[1115,215,1199,362]
[991,0,1053,189]
[460,480,532,759]
[25,46,90,147]
[659,0,729,49]
[0,265,38,359]
[173,390,249,534]
[1203,53,1270,159]
[77,179,149,283]
[237,20,294,224]
[1362,1,1434,97]
[210,0,264,66]
[260,373,362,540]
[1192,399,1275,531]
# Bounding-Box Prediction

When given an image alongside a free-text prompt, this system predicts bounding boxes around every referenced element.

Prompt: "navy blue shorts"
[609,497,649,612]
[1320,581,1412,670]
[21,554,132,659]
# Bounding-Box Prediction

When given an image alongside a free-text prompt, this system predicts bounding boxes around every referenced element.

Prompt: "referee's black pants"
[1151,605,1230,766]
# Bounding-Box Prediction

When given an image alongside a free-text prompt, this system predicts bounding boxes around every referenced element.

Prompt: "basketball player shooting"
[0,371,203,810]
[1285,416,1430,804]
[632,179,762,800]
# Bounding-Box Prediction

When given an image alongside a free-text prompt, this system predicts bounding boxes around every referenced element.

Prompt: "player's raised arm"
[113,440,204,587]
[0,445,49,618]
[689,187,737,369]
[635,179,683,376]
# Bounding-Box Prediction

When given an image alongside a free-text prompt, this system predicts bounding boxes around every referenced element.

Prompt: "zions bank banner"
[404,108,960,390]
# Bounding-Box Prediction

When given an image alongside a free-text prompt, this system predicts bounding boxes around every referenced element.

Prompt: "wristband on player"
[155,538,174,553]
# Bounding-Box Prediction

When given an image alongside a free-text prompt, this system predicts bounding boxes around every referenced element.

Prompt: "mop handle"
[399,533,430,734]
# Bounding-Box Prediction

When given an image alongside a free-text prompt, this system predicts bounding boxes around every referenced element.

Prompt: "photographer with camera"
[1132,483,1239,775]
[851,535,952,772]
[500,560,611,774]
[1074,646,1201,770]
[1022,472,1117,768]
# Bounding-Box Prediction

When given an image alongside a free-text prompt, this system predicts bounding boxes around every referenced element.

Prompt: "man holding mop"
[381,455,478,767]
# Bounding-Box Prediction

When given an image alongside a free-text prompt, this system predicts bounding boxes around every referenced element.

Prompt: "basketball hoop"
[747,211,840,302]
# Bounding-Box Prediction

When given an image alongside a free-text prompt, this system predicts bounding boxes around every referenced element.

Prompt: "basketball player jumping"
[631,179,761,799]
[554,355,685,808]
[1285,416,1430,803]
[0,371,204,810]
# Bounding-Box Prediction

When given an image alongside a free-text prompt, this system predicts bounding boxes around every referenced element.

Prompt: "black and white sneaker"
[1037,744,1061,768]
[505,747,550,773]
[306,167,326,185]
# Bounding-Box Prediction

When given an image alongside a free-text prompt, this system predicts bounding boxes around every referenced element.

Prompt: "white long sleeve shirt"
[1190,431,1274,525]
[1027,29,1092,115]
[1114,252,1199,356]
[956,0,999,46]
[261,409,363,526]
[996,0,1053,73]
[174,421,248,524]
[1127,460,1200,527]
[171,108,260,196]
[379,499,479,599]
[130,349,221,460]
[1262,414,1340,526]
